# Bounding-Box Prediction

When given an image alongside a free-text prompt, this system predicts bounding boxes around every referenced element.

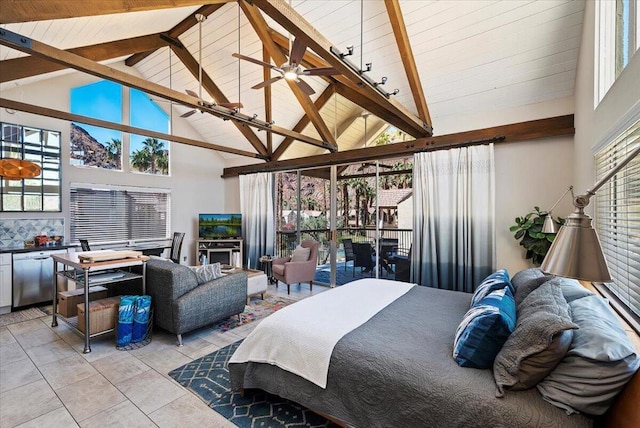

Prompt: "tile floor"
[0,282,328,428]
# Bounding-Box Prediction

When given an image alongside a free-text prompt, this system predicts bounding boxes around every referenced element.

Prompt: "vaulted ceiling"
[0,0,584,166]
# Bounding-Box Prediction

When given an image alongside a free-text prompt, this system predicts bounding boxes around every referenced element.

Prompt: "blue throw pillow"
[471,269,513,307]
[453,286,517,369]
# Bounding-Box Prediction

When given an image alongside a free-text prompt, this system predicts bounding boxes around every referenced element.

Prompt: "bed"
[229,277,640,428]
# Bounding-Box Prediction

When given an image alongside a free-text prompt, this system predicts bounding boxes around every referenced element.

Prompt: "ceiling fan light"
[284,70,298,81]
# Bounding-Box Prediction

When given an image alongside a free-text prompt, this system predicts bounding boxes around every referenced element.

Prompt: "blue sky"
[70,80,169,153]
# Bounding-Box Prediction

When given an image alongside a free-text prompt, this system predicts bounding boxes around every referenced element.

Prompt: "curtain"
[240,173,275,269]
[412,144,495,292]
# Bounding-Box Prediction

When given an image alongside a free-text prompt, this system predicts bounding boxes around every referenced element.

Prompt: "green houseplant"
[510,207,565,265]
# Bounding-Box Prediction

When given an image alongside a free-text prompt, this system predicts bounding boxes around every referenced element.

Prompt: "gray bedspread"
[229,285,593,428]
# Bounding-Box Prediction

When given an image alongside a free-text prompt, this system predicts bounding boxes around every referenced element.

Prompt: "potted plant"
[510,207,564,265]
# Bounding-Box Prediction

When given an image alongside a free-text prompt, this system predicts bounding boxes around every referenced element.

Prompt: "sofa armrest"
[172,272,248,335]
[273,256,290,266]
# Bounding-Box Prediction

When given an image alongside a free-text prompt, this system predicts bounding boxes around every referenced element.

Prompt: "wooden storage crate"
[77,296,120,335]
[57,286,108,318]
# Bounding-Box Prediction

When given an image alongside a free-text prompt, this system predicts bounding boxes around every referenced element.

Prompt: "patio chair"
[79,239,91,251]
[352,242,375,276]
[343,238,355,271]
[272,240,319,294]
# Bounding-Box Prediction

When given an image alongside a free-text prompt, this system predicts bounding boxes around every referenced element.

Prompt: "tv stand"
[196,239,243,268]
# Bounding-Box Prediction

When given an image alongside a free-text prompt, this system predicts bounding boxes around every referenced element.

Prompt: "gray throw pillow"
[494,282,577,396]
[514,275,552,307]
[537,295,640,415]
[189,262,223,284]
[511,268,544,289]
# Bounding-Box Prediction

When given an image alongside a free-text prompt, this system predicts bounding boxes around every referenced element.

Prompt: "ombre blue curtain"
[240,173,275,269]
[412,144,495,292]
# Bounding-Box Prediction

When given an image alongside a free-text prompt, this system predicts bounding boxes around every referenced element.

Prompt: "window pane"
[70,80,123,170]
[129,89,170,176]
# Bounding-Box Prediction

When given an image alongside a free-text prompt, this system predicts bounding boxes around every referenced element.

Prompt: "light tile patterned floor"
[0,282,327,428]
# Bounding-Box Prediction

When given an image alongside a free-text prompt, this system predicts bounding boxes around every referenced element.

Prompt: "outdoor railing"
[275,228,413,263]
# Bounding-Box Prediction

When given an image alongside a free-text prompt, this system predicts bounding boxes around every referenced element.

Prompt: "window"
[1,122,61,212]
[594,117,640,325]
[69,81,169,174]
[69,184,170,244]
[70,80,123,169]
[596,0,639,105]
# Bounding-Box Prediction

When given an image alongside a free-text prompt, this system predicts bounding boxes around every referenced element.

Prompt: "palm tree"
[156,151,169,174]
[105,138,122,166]
[131,148,151,172]
[142,138,165,174]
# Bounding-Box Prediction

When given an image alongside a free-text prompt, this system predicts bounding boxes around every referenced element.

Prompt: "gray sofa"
[146,259,247,345]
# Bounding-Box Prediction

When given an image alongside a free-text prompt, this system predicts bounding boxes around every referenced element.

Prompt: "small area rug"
[169,340,339,427]
[207,295,295,333]
[0,307,47,327]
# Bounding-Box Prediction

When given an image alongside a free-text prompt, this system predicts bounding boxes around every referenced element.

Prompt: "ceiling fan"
[182,13,243,118]
[233,37,339,95]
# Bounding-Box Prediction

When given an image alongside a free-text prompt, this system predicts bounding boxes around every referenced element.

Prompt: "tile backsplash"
[0,218,64,247]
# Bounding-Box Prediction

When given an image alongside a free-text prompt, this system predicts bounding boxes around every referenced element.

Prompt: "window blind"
[595,118,640,320]
[70,184,169,243]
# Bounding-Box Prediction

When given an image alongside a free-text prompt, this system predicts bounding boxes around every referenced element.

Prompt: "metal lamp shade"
[540,211,611,282]
[542,213,557,234]
[0,159,41,180]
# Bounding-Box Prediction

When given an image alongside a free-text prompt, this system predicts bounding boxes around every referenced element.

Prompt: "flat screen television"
[199,213,242,239]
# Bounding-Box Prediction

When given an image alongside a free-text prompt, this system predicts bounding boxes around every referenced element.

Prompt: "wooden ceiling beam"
[0,28,327,149]
[269,28,428,138]
[222,115,575,177]
[251,0,431,138]
[263,45,273,154]
[0,98,262,159]
[272,85,335,160]
[169,42,269,157]
[1,33,166,83]
[240,0,337,152]
[125,3,225,67]
[384,0,432,127]
[0,0,232,24]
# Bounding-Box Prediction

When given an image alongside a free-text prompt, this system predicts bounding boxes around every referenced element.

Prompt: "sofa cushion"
[291,245,311,262]
[494,281,577,395]
[189,262,223,284]
[511,267,545,290]
[537,295,640,415]
[470,269,512,307]
[454,286,516,369]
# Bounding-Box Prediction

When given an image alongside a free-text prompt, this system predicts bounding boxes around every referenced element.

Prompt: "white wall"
[1,64,230,265]
[573,1,640,200]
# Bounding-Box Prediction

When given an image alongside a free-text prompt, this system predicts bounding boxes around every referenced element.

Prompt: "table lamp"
[541,144,640,282]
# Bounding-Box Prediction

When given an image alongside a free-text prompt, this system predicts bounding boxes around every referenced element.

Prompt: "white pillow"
[189,262,223,284]
[290,245,311,262]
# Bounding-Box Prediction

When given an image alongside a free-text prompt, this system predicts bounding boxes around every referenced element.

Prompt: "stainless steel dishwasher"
[12,249,67,308]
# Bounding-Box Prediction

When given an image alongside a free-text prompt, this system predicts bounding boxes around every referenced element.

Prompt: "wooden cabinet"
[0,254,12,313]
[196,239,243,268]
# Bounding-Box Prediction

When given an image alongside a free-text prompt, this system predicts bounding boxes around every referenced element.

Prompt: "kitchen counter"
[0,244,77,254]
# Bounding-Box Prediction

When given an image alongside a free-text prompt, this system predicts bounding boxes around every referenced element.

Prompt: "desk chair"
[169,232,185,264]
[79,239,91,251]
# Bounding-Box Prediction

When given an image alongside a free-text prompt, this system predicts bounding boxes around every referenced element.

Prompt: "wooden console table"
[51,252,149,353]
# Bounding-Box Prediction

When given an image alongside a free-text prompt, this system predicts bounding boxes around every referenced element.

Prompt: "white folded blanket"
[229,278,414,388]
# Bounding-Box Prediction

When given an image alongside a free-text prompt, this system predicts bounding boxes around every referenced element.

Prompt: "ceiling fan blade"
[251,76,283,90]
[303,67,340,76]
[233,53,277,70]
[289,37,307,66]
[185,89,199,98]
[295,78,315,95]
[180,109,197,118]
[219,102,244,109]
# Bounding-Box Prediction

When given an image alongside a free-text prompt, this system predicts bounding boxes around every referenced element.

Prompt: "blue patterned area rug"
[169,340,340,427]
